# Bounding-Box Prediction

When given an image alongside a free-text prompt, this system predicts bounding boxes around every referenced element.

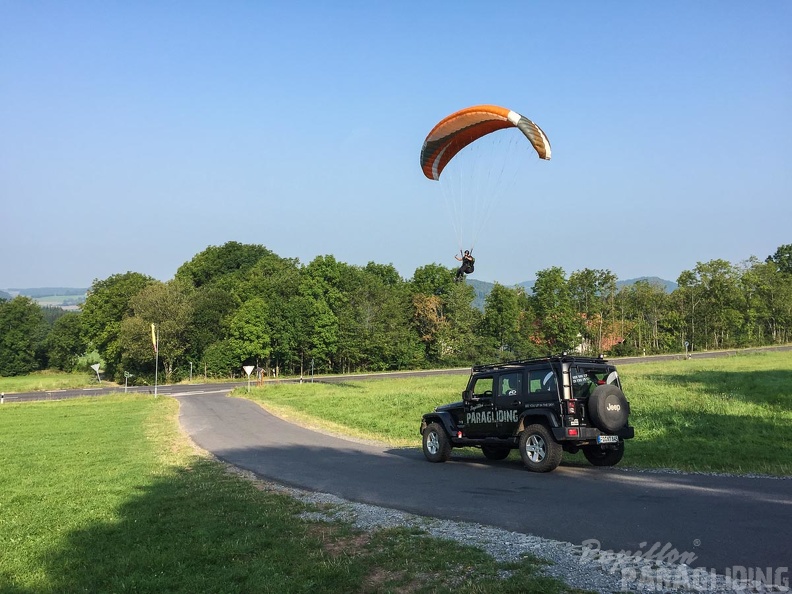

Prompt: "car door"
[463,375,496,438]
[494,371,524,437]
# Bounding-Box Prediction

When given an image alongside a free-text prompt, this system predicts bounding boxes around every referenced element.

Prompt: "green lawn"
[247,375,462,446]
[0,395,578,593]
[0,370,112,393]
[617,352,792,475]
[245,351,792,476]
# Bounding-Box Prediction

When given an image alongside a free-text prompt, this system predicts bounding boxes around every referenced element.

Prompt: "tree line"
[1,242,791,383]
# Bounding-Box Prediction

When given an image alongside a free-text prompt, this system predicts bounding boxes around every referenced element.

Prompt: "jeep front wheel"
[583,441,625,466]
[518,424,562,472]
[422,423,452,463]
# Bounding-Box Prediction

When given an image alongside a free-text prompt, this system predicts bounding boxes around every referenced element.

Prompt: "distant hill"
[467,279,492,310]
[9,287,88,298]
[616,276,678,293]
[466,276,676,309]
[1,287,87,309]
[516,280,534,292]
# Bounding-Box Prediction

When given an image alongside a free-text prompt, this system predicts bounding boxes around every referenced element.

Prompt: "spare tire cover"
[587,384,629,432]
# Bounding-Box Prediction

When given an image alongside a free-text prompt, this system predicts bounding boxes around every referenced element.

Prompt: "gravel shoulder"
[224,464,784,594]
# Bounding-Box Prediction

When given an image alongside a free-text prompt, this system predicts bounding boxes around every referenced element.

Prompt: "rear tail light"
[566,399,577,414]
[566,427,579,437]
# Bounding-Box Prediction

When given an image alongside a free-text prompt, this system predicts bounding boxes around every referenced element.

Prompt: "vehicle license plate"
[597,435,619,444]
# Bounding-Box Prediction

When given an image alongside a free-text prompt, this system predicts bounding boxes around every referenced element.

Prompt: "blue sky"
[2,1,790,288]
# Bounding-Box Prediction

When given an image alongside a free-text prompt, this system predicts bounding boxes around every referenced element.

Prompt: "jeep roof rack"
[471,353,607,373]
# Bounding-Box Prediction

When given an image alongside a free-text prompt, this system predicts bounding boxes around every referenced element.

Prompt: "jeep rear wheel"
[481,445,510,460]
[583,440,625,466]
[422,423,452,463]
[519,424,562,472]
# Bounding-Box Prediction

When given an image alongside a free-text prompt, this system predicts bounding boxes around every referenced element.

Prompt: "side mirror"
[462,390,472,402]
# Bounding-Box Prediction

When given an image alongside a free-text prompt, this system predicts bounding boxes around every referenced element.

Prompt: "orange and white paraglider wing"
[419,104,551,180]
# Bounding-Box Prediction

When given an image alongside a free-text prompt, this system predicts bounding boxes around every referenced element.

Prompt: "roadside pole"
[90,363,102,383]
[243,365,254,392]
[152,323,159,397]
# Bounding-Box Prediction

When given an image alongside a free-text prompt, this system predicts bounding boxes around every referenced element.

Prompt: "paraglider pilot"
[454,250,475,282]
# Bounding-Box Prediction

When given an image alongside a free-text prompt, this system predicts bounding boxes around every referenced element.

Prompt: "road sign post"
[90,363,101,383]
[243,365,255,392]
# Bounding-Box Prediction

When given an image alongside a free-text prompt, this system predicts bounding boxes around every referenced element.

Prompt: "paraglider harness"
[462,251,475,274]
[455,250,475,281]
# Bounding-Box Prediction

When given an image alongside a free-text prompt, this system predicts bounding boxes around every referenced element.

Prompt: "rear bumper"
[553,425,635,442]
[618,426,635,439]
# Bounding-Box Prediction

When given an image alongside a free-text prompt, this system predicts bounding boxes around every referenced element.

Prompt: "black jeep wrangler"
[419,355,634,472]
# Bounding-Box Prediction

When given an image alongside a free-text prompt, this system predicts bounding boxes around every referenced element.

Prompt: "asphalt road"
[177,392,792,582]
[7,344,792,405]
[0,368,469,403]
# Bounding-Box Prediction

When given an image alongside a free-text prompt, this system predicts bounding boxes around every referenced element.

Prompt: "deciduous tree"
[119,281,192,383]
[175,241,275,289]
[0,296,47,375]
[81,272,154,378]
[530,267,581,353]
[45,312,87,371]
[481,283,521,359]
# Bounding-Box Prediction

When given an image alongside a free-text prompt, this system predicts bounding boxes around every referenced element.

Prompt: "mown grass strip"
[0,370,112,394]
[245,351,792,476]
[0,395,578,593]
[616,352,792,475]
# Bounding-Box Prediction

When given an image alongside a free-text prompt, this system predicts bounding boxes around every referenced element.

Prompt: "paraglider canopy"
[419,104,552,255]
[420,104,551,181]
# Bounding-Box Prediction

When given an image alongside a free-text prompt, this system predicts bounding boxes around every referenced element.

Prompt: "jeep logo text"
[607,403,621,412]
[466,409,519,424]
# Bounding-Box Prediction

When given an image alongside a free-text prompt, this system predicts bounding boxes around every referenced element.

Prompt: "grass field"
[0,370,113,394]
[0,395,576,593]
[245,351,792,476]
[33,295,84,307]
[0,371,238,394]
